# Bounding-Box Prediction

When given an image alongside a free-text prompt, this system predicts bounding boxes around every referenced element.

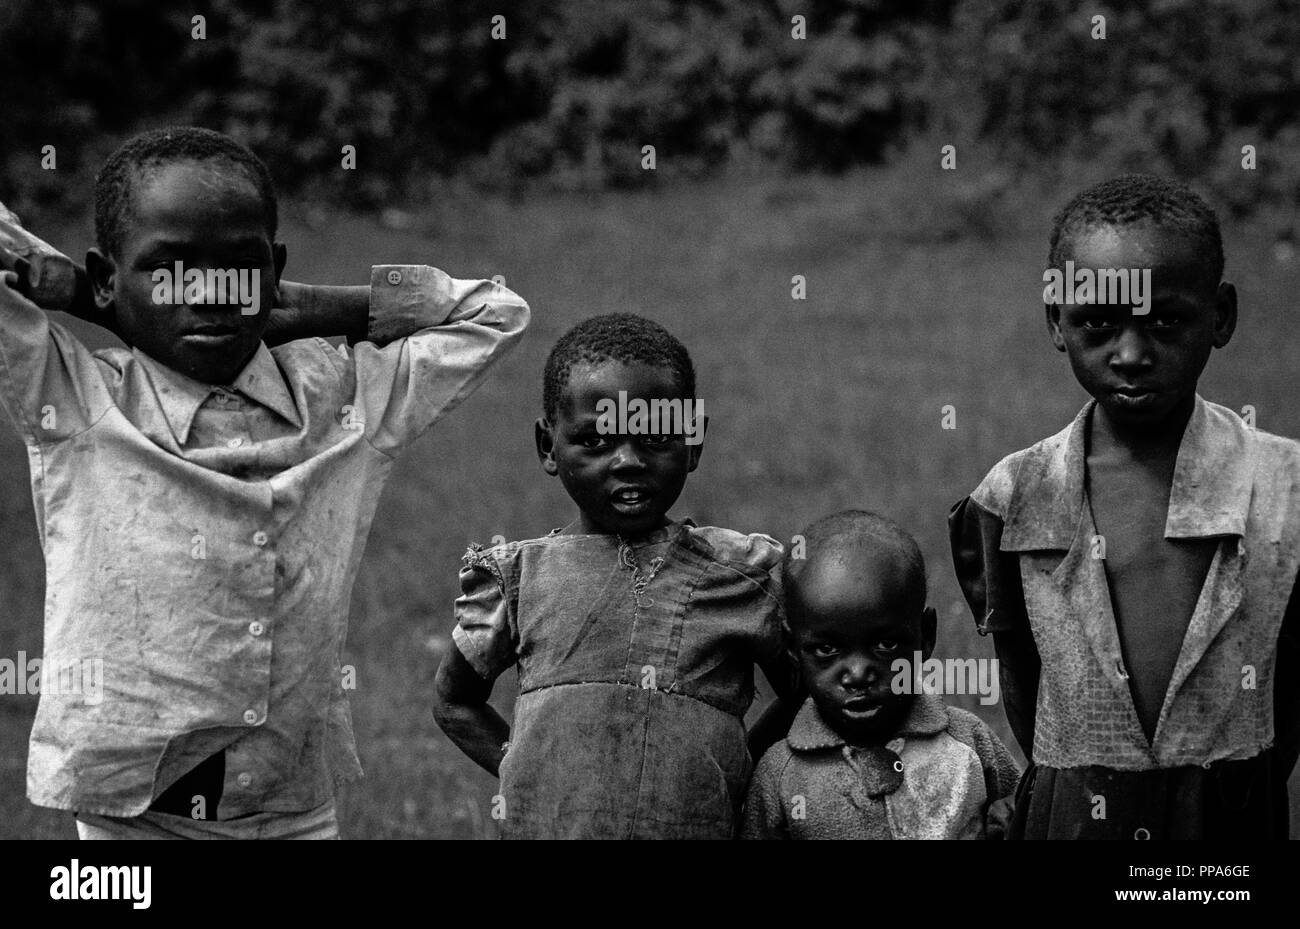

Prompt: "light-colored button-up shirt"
[0,265,529,818]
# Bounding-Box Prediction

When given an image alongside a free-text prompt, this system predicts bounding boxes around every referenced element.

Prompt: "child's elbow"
[431,658,480,728]
[431,666,459,724]
[430,694,456,732]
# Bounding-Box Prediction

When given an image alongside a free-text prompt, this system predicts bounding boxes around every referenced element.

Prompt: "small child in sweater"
[743,510,1018,839]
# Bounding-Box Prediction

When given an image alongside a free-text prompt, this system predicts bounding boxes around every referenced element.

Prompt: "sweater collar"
[786,693,949,752]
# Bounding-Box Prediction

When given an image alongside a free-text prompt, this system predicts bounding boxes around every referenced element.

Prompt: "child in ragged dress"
[433,313,797,838]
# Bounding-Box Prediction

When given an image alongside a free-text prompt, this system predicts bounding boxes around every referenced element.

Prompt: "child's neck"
[572,513,673,537]
[1090,393,1196,463]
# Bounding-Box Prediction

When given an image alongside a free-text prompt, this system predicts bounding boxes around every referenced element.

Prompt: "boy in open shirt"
[949,174,1300,838]
[0,127,529,838]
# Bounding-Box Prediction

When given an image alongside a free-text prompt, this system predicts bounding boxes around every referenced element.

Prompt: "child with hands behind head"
[0,126,529,839]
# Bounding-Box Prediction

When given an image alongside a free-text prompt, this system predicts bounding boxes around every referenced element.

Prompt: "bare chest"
[1087,458,1218,738]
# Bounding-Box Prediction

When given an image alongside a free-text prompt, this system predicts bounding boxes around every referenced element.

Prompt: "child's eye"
[1146,314,1180,329]
[579,435,608,450]
[642,435,673,447]
[811,644,838,659]
[875,639,901,653]
[1079,317,1115,331]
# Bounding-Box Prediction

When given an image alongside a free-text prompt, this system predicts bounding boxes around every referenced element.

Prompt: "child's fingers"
[1,268,29,298]
[0,216,36,265]
[0,215,76,310]
[0,240,31,278]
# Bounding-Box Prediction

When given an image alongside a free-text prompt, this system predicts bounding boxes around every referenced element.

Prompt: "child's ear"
[1212,281,1237,349]
[535,417,559,476]
[273,241,287,286]
[686,414,708,472]
[919,606,937,662]
[85,248,116,312]
[1045,303,1066,352]
[270,241,288,310]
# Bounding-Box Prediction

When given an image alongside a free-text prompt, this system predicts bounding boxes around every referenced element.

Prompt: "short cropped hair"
[542,313,696,420]
[783,510,927,622]
[94,126,278,259]
[1048,174,1223,285]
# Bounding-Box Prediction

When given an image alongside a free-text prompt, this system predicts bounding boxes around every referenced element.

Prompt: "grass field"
[2,167,1298,838]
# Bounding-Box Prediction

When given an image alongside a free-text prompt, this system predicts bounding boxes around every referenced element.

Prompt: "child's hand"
[0,201,79,312]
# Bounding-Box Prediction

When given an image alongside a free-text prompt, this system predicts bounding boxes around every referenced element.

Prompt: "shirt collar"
[134,342,302,445]
[786,694,950,752]
[229,343,302,429]
[1000,394,1253,551]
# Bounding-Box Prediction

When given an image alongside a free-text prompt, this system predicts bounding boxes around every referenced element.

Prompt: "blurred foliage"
[0,0,1296,215]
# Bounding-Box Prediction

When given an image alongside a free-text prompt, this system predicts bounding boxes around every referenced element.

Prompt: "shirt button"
[226,437,244,449]
[386,269,403,285]
[237,772,253,788]
[249,621,265,637]
[1134,827,1151,840]
[243,709,258,725]
[253,531,269,547]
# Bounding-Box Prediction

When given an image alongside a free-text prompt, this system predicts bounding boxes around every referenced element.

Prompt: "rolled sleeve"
[450,547,518,681]
[350,265,530,455]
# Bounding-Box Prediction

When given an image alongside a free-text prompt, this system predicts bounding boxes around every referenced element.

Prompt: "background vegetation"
[2,0,1297,215]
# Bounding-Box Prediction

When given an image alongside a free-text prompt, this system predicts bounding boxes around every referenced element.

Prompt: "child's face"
[787,553,934,745]
[536,360,704,537]
[1047,222,1235,428]
[89,159,284,385]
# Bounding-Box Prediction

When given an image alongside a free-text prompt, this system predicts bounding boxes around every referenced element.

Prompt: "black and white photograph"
[1,0,1297,909]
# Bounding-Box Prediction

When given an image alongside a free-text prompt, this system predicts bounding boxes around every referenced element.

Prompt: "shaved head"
[784,510,926,627]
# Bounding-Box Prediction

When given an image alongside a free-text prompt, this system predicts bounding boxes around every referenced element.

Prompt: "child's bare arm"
[433,646,511,777]
[949,493,1039,758]
[265,282,370,345]
[748,653,802,760]
[992,627,1040,758]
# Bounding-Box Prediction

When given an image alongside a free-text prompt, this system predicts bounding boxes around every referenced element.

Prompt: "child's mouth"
[610,486,654,512]
[183,325,242,347]
[840,697,882,721]
[1111,385,1158,406]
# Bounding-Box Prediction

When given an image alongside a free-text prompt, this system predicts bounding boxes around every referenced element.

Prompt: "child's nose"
[841,657,874,689]
[610,442,646,472]
[1110,325,1152,370]
[181,273,235,310]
